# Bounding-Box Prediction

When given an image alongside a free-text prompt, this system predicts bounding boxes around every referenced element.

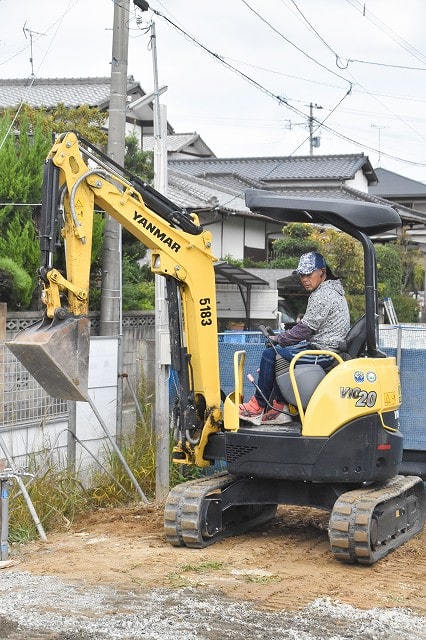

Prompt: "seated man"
[240,251,350,425]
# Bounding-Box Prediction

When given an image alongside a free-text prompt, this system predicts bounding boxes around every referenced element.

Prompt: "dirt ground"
[7,501,426,616]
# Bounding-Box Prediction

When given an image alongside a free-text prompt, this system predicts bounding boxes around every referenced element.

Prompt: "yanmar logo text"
[133,212,181,253]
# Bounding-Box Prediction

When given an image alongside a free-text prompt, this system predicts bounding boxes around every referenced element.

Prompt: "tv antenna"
[371,123,388,167]
[22,23,45,78]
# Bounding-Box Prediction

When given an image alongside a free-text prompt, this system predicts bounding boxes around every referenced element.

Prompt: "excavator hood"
[6,314,90,402]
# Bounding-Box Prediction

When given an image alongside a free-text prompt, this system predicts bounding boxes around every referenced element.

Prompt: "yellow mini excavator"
[7,132,425,564]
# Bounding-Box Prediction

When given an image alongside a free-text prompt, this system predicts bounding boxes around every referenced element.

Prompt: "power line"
[345,0,426,66]
[240,0,352,88]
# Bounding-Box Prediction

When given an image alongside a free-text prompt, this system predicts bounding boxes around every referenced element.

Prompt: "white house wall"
[216,285,278,320]
[204,217,270,261]
[344,169,368,192]
[222,217,245,259]
[245,218,266,249]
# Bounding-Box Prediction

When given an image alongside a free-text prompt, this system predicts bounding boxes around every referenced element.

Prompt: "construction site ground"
[1,501,425,639]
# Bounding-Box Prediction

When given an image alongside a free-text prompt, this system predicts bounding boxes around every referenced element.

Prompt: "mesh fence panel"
[379,325,426,451]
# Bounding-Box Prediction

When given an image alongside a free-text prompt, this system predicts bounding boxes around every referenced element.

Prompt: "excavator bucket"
[6,315,90,402]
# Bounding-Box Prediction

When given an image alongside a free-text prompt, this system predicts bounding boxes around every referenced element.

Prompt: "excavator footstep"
[6,315,90,402]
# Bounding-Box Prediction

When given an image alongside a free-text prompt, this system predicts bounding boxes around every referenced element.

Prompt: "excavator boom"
[7,132,223,460]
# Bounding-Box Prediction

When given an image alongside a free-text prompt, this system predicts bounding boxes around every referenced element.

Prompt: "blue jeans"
[254,341,335,407]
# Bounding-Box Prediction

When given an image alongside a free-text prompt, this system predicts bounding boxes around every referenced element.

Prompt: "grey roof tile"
[169,154,375,183]
[0,76,138,109]
[370,167,426,197]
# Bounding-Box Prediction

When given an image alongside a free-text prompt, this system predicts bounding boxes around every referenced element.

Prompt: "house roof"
[0,77,122,109]
[0,76,169,133]
[169,154,378,185]
[167,171,426,227]
[142,133,215,158]
[369,168,426,198]
[168,170,250,215]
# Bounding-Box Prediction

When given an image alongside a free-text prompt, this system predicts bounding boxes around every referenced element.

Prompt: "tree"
[375,242,419,322]
[0,106,108,309]
[0,112,51,307]
[272,223,420,323]
[269,223,319,269]
[119,134,155,310]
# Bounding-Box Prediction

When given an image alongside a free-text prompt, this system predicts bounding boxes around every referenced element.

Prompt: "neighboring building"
[370,168,426,213]
[169,154,426,261]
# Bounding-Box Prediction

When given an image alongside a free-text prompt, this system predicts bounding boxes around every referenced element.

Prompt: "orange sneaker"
[262,400,293,425]
[239,396,264,425]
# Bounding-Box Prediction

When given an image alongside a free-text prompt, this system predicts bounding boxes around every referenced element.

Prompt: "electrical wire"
[345,0,426,66]
[240,0,352,87]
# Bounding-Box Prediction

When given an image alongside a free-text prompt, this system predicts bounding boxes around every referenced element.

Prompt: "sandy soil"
[7,501,426,616]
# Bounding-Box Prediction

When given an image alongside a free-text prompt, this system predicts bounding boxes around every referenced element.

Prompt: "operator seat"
[276,315,368,410]
[337,314,367,360]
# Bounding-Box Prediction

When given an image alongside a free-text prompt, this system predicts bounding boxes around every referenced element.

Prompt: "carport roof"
[214,262,269,286]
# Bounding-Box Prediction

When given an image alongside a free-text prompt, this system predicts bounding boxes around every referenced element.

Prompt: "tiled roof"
[168,170,248,214]
[142,133,215,158]
[168,173,426,226]
[370,168,426,197]
[0,77,129,109]
[169,154,377,184]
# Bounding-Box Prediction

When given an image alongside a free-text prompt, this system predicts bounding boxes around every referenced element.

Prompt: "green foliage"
[125,134,154,182]
[311,227,365,294]
[269,223,319,269]
[2,103,108,147]
[0,113,50,309]
[392,293,419,323]
[8,458,90,541]
[0,106,109,310]
[122,280,155,311]
[345,294,366,324]
[122,255,155,310]
[221,254,243,267]
[375,244,403,297]
[394,232,425,294]
[89,422,156,507]
[0,256,33,307]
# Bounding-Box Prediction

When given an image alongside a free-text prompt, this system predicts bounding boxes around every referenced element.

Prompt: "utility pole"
[99,0,129,337]
[308,102,322,156]
[151,21,170,502]
[133,1,170,500]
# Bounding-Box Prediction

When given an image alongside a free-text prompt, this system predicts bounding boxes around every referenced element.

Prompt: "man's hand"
[266,335,279,347]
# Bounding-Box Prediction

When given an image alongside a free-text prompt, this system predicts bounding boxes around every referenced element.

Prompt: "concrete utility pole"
[151,21,171,502]
[99,0,129,337]
[308,102,322,156]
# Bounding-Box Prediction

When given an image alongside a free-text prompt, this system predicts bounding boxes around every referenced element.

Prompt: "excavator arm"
[8,131,225,465]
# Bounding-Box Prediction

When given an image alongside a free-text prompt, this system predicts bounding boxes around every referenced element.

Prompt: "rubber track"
[164,472,277,548]
[329,475,425,565]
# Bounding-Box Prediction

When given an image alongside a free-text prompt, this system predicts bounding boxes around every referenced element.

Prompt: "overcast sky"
[1,0,426,183]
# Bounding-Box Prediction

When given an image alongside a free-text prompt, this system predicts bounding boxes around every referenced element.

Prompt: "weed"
[166,571,191,588]
[179,561,227,573]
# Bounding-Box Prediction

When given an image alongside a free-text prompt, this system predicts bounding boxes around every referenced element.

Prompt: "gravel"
[0,571,425,640]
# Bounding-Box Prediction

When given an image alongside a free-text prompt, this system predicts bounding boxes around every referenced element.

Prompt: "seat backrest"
[338,314,367,359]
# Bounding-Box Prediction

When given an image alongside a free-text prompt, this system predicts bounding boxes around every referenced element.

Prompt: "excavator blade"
[6,315,90,402]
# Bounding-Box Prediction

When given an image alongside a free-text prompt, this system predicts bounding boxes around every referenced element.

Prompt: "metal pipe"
[0,434,47,542]
[86,394,150,504]
[1,479,9,560]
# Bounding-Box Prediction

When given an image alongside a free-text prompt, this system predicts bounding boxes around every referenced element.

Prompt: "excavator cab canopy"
[245,189,402,358]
